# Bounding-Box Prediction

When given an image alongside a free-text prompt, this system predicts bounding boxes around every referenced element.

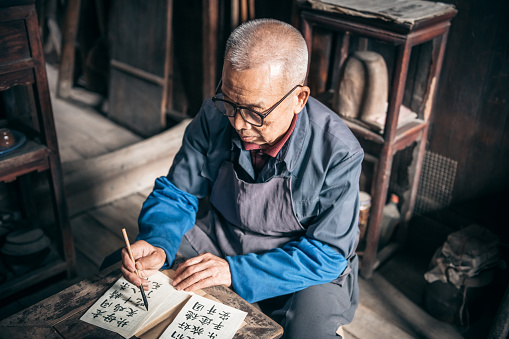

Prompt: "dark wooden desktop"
[0,263,283,339]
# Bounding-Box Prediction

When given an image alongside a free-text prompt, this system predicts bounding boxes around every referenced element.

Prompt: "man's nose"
[232,111,251,130]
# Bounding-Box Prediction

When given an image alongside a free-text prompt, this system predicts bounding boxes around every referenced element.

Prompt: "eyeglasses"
[212,79,302,127]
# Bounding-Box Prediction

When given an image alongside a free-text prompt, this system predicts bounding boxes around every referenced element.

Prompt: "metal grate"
[415,151,457,214]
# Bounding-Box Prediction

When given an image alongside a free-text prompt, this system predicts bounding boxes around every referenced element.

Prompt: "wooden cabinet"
[298,0,457,278]
[0,2,75,298]
[107,0,176,137]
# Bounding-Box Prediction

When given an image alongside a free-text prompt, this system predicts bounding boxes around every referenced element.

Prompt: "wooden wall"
[44,0,507,235]
[426,0,508,233]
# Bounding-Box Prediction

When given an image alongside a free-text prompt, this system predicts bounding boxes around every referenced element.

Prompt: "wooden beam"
[62,120,190,216]
[110,59,165,86]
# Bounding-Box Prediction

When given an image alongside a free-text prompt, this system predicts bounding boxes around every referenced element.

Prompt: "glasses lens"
[214,99,235,117]
[240,109,263,126]
[214,98,263,126]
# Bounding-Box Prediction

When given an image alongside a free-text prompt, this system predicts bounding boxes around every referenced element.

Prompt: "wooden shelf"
[0,140,51,183]
[299,1,458,35]
[299,2,456,278]
[0,2,76,301]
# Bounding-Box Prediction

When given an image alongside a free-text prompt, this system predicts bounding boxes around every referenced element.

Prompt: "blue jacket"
[137,97,363,302]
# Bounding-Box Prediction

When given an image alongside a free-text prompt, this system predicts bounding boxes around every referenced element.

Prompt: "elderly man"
[121,19,363,338]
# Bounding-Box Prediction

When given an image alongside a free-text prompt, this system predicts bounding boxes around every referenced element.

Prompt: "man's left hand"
[172,253,232,292]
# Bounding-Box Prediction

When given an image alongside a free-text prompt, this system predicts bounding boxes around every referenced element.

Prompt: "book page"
[80,271,190,338]
[160,294,247,339]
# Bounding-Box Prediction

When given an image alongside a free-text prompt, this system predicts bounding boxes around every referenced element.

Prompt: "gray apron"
[185,160,352,285]
[186,161,305,257]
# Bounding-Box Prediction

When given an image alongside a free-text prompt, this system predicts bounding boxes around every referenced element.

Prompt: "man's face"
[221,62,300,147]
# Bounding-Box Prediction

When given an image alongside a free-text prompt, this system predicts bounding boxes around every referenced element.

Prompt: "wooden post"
[57,0,81,99]
[162,0,174,120]
[202,0,219,99]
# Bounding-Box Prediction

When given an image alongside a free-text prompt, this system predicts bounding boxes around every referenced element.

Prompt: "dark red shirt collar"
[242,114,298,157]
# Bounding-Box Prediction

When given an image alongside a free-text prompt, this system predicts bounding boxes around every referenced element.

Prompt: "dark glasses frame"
[212,79,302,127]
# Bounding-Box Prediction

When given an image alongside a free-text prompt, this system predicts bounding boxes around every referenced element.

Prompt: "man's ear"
[293,86,310,114]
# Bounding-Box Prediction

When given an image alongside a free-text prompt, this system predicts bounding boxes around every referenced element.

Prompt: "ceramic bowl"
[1,228,51,268]
[0,128,16,150]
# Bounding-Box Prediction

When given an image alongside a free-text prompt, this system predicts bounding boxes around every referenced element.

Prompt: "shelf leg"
[360,41,412,279]
[47,154,77,278]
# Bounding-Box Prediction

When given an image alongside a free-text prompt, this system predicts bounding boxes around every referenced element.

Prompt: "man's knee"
[281,282,357,339]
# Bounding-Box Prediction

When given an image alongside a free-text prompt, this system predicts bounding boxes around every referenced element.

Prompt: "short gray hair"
[224,19,309,87]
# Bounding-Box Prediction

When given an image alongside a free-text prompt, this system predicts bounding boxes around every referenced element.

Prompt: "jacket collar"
[230,103,310,178]
[281,104,308,172]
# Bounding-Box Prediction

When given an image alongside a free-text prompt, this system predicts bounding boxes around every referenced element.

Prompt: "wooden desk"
[0,264,283,339]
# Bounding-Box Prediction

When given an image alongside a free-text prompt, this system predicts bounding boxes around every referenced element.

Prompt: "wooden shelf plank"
[342,118,385,144]
[393,120,428,151]
[0,58,34,76]
[0,67,34,91]
[314,90,427,147]
[0,140,50,182]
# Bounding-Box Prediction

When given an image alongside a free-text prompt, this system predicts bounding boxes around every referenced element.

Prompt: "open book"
[80,271,247,339]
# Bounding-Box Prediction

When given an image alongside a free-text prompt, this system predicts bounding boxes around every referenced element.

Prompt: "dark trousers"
[258,254,358,339]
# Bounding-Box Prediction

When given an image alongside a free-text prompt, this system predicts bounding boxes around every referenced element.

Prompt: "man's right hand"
[120,240,167,290]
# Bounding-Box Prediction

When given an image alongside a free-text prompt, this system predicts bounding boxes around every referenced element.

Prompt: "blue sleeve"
[136,177,198,268]
[227,237,346,303]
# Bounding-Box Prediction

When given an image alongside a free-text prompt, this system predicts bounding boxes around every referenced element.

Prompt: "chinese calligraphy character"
[136,297,145,307]
[212,321,224,331]
[116,317,129,328]
[103,313,117,323]
[109,290,123,299]
[152,281,162,290]
[100,299,113,308]
[185,311,199,321]
[218,311,231,321]
[192,302,205,312]
[119,282,129,290]
[170,331,184,339]
[199,315,213,326]
[178,322,191,332]
[207,305,217,315]
[208,332,217,339]
[91,309,106,318]
[113,304,127,312]
[126,307,138,317]
[190,325,204,335]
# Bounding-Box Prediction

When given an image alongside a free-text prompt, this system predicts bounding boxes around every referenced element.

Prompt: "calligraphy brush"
[121,228,149,311]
